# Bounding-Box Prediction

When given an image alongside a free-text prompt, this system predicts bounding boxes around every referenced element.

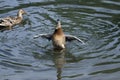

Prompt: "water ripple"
[0,0,120,80]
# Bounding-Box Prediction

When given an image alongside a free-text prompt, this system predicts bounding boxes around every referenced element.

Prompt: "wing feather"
[65,35,85,44]
[34,34,52,41]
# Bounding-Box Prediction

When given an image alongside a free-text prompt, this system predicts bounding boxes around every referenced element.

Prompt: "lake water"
[0,0,120,80]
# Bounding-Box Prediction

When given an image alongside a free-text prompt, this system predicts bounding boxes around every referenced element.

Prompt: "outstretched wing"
[34,34,52,41]
[65,35,85,44]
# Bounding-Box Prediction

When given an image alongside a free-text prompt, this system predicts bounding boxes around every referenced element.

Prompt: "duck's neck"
[56,21,61,29]
[54,28,64,35]
[17,12,23,19]
[54,20,64,35]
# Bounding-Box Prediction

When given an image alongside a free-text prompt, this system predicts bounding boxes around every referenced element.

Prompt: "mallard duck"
[34,19,85,50]
[0,9,26,30]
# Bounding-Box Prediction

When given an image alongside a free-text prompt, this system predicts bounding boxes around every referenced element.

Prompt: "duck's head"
[17,9,27,18]
[18,9,27,15]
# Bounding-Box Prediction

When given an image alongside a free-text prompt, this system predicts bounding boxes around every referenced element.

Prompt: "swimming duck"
[0,9,26,30]
[34,19,85,50]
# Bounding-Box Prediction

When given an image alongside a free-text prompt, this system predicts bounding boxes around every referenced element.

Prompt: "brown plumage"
[34,19,85,50]
[0,9,26,30]
[52,20,65,49]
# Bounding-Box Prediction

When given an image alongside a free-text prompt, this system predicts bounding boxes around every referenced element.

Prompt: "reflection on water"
[0,0,120,80]
[52,49,65,80]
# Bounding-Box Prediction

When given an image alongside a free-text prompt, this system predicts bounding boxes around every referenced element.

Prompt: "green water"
[0,0,120,80]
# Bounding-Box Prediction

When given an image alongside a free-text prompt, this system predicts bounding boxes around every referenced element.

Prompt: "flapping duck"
[0,9,26,30]
[34,19,85,50]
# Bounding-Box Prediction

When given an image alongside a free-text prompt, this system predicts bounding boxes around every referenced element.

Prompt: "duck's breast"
[52,34,65,49]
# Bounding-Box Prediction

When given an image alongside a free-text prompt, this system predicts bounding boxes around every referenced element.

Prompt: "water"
[0,0,120,80]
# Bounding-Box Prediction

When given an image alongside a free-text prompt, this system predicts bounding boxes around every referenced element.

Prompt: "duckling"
[0,9,26,30]
[34,19,85,50]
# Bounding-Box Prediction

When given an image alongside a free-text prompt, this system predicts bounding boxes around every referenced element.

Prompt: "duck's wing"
[0,18,11,27]
[0,19,5,26]
[0,19,4,23]
[34,34,52,41]
[65,35,85,44]
[0,16,16,26]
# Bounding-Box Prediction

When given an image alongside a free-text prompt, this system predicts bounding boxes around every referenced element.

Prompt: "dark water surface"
[0,0,120,80]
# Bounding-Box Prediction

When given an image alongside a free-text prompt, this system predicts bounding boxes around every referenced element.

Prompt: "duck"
[0,9,26,30]
[34,19,85,50]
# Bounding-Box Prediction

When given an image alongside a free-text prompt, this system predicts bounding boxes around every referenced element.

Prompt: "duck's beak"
[24,11,27,15]
[24,12,30,17]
